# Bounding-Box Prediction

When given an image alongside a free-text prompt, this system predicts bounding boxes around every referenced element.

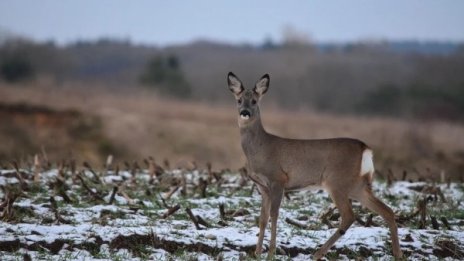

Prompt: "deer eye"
[251,99,257,105]
[237,98,242,105]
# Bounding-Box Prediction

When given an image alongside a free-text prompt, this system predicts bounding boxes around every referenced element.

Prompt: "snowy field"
[0,165,463,260]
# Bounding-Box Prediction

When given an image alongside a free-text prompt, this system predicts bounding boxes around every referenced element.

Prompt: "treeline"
[1,37,464,121]
[358,83,464,121]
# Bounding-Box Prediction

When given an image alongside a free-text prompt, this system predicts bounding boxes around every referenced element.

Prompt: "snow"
[0,168,463,260]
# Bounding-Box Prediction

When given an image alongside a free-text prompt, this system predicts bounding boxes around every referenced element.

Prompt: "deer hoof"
[266,253,275,261]
[313,249,325,260]
[394,250,404,260]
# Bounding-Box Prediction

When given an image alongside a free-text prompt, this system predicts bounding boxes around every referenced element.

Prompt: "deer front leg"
[267,184,284,260]
[255,186,271,257]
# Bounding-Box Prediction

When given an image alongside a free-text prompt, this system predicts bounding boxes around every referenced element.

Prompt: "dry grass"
[1,82,463,179]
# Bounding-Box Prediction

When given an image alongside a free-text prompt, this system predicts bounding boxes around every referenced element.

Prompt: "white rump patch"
[360,149,374,176]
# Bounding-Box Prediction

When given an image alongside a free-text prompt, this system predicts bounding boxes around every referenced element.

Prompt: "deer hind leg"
[356,189,403,258]
[255,186,271,257]
[314,191,355,260]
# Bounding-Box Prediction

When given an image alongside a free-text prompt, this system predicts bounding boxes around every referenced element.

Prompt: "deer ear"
[227,72,244,95]
[253,74,270,96]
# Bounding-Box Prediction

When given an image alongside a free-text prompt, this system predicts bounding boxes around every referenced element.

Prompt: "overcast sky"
[0,0,463,46]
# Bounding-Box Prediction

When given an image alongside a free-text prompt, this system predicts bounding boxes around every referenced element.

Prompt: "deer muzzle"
[240,110,251,120]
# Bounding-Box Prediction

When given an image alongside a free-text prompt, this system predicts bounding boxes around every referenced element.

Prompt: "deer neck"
[239,112,268,157]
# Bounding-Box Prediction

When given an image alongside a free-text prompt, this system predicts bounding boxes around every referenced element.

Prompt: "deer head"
[227,72,270,127]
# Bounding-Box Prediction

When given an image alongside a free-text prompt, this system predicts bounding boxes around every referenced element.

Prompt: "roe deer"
[227,72,403,260]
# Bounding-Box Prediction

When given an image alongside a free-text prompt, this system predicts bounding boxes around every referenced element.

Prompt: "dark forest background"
[1,35,463,122]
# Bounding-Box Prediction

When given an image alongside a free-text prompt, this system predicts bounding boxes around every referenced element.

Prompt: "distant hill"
[388,41,461,55]
[316,41,462,55]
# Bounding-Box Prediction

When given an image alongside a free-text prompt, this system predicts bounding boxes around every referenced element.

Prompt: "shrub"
[0,52,35,83]
[139,54,192,99]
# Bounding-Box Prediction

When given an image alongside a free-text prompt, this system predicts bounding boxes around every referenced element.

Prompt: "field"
[1,161,463,260]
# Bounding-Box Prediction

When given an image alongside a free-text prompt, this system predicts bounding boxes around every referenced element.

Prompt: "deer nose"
[240,110,251,119]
